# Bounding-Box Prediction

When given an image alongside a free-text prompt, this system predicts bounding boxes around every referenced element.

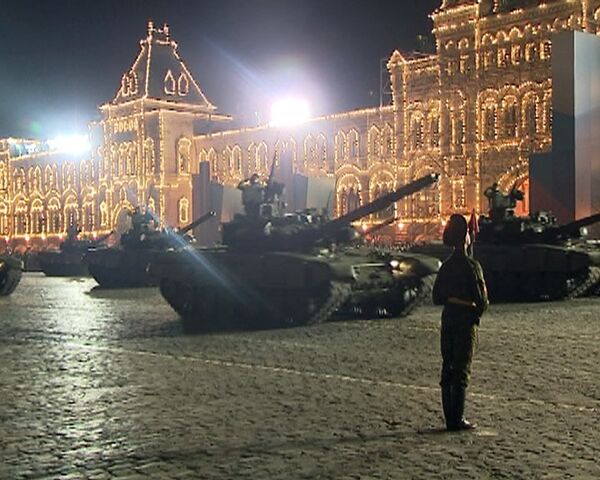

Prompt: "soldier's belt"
[447,296,476,308]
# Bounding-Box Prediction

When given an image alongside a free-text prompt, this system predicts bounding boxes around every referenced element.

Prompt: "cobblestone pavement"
[1,273,599,479]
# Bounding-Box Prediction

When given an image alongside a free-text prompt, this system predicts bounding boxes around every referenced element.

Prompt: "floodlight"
[47,134,91,155]
[270,98,310,127]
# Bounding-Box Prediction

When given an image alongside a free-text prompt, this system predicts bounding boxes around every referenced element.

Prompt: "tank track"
[569,266,600,298]
[399,273,436,317]
[0,267,23,296]
[306,281,352,326]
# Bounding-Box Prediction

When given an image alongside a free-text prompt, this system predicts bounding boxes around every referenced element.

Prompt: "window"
[178,197,189,224]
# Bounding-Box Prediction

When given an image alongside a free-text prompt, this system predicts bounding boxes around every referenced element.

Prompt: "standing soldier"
[432,214,489,431]
[237,174,265,216]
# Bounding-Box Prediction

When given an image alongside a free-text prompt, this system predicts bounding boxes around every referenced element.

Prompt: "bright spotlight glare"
[270,98,310,127]
[47,134,91,155]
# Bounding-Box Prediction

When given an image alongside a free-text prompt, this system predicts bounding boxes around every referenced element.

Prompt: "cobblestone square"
[1,274,599,479]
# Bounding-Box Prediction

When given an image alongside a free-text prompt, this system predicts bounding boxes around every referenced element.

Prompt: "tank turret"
[85,210,216,288]
[223,173,439,251]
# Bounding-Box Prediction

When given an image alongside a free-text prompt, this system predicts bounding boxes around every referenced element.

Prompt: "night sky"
[1,0,440,139]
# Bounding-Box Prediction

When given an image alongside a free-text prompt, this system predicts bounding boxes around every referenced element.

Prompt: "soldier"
[432,214,489,431]
[237,173,265,216]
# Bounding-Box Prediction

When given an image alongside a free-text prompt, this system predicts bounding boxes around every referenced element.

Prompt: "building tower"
[92,21,229,233]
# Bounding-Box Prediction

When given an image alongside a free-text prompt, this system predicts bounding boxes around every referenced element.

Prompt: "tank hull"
[0,255,23,296]
[38,251,89,277]
[474,242,600,301]
[85,247,158,288]
[410,241,600,302]
[151,246,439,331]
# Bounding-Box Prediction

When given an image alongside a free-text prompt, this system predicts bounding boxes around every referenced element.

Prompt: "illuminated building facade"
[2,1,600,251]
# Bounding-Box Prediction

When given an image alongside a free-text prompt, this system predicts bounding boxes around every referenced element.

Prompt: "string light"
[1,3,597,249]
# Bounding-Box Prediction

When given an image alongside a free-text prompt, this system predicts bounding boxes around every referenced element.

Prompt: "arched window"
[348,130,360,162]
[452,114,465,149]
[523,95,539,136]
[15,201,28,235]
[64,199,79,231]
[178,197,189,224]
[430,115,440,148]
[232,146,243,174]
[164,70,176,95]
[145,138,155,174]
[127,144,136,176]
[257,142,268,172]
[316,133,327,169]
[411,117,424,150]
[99,201,109,228]
[382,125,394,158]
[483,103,497,140]
[178,73,189,96]
[0,163,7,191]
[31,199,44,234]
[525,42,537,62]
[47,198,61,233]
[177,138,192,173]
[0,202,9,235]
[304,135,316,167]
[369,127,381,159]
[503,100,517,137]
[127,72,138,95]
[82,200,95,232]
[44,165,54,191]
[335,131,347,163]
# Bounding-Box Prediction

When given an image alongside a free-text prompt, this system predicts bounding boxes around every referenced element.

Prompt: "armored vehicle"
[411,184,600,301]
[38,230,112,277]
[85,210,215,288]
[0,254,23,296]
[474,191,600,301]
[151,174,441,331]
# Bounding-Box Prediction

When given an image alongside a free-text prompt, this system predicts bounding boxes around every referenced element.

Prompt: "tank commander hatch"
[237,173,265,216]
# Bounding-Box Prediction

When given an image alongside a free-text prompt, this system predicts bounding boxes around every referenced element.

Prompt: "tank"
[0,254,23,296]
[150,173,441,331]
[85,210,216,288]
[37,230,112,277]
[473,190,600,301]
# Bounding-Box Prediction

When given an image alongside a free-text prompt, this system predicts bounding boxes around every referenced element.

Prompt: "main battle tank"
[151,174,441,331]
[468,184,600,301]
[85,210,215,288]
[37,229,112,277]
[0,253,23,296]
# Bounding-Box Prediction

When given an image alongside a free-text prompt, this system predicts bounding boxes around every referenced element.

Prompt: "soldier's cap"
[443,214,468,247]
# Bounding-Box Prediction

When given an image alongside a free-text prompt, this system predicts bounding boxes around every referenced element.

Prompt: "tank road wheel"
[267,282,352,328]
[543,272,569,300]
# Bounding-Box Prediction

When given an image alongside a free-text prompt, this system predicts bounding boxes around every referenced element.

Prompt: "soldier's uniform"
[432,216,489,431]
[238,175,265,217]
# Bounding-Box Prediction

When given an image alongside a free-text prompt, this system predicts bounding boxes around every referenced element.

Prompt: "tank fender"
[390,254,441,277]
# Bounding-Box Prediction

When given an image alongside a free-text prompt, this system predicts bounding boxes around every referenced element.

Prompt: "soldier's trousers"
[440,307,478,389]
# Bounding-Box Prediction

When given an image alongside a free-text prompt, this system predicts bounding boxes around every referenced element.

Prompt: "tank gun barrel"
[91,231,114,245]
[320,173,439,237]
[178,211,216,234]
[551,212,600,238]
[363,217,396,237]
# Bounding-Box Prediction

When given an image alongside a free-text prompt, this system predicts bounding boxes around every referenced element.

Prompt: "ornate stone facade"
[2,1,600,251]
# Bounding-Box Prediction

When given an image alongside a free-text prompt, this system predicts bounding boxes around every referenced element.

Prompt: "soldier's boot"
[447,385,476,431]
[441,385,453,430]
